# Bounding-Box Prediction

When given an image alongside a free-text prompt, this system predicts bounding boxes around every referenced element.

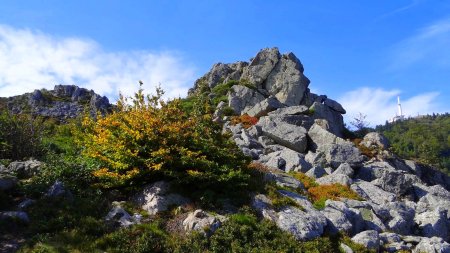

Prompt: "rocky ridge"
[190,48,450,252]
[0,84,112,120]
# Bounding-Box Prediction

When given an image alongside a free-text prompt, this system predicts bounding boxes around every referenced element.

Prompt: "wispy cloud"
[0,24,197,101]
[376,0,423,21]
[389,17,450,70]
[338,87,446,127]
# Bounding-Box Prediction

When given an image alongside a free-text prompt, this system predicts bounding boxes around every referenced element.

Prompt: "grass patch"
[308,184,362,209]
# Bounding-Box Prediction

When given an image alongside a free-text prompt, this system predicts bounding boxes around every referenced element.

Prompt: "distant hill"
[376,113,450,174]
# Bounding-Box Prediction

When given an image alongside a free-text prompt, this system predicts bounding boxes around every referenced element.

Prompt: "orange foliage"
[230,114,258,129]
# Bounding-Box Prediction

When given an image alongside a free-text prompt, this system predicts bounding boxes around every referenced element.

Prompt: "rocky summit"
[196,48,450,252]
[0,84,112,120]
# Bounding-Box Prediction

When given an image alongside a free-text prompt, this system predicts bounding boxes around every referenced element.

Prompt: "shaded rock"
[323,98,346,114]
[263,148,309,172]
[183,209,223,235]
[228,85,265,115]
[268,105,309,116]
[361,132,389,150]
[264,52,310,106]
[356,161,397,182]
[351,181,396,205]
[333,163,354,178]
[0,211,29,224]
[45,180,73,200]
[321,200,361,235]
[18,199,35,210]
[257,116,308,153]
[241,47,281,87]
[351,230,380,250]
[134,181,190,215]
[105,202,141,228]
[384,242,411,253]
[0,174,17,191]
[251,194,277,221]
[247,96,285,117]
[413,237,450,253]
[320,143,364,169]
[308,122,348,151]
[380,232,402,244]
[6,160,42,179]
[372,169,416,196]
[305,166,326,179]
[277,206,327,241]
[384,201,416,235]
[305,151,327,168]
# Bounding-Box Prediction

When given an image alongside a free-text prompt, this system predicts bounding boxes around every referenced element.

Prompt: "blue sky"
[0,0,449,125]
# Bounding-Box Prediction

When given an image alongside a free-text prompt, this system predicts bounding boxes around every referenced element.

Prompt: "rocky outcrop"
[182,209,224,235]
[3,84,112,121]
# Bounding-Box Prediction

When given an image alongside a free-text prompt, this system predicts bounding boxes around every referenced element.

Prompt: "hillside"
[376,114,450,174]
[1,48,450,253]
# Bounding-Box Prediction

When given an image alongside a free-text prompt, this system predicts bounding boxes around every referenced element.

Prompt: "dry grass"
[230,114,258,129]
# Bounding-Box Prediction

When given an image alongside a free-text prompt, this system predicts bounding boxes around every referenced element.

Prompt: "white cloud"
[339,87,446,127]
[0,24,197,102]
[390,17,450,70]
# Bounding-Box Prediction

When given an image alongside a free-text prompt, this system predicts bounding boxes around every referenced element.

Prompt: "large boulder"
[257,116,308,153]
[265,171,304,190]
[276,206,327,241]
[309,102,345,137]
[262,148,310,172]
[321,200,363,235]
[228,85,265,115]
[307,122,348,151]
[320,143,365,169]
[264,53,310,106]
[372,170,417,196]
[351,181,396,205]
[133,181,190,215]
[246,97,285,118]
[241,47,281,87]
[323,98,346,114]
[268,105,309,116]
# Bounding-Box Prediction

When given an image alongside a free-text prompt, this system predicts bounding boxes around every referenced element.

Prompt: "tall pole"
[397,96,403,117]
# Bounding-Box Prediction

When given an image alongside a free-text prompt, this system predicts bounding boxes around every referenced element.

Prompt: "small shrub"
[265,184,301,211]
[221,106,236,116]
[308,183,362,209]
[230,114,258,129]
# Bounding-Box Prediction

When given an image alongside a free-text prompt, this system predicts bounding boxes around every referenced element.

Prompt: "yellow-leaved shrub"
[79,85,251,191]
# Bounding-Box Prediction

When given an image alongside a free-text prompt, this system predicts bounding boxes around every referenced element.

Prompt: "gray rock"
[351,181,396,205]
[257,116,308,153]
[356,161,397,182]
[415,207,449,240]
[361,132,390,150]
[183,209,223,235]
[265,172,304,190]
[413,237,450,253]
[333,163,354,178]
[351,230,380,250]
[320,143,365,169]
[384,201,416,235]
[268,105,309,116]
[309,102,345,137]
[241,47,281,87]
[6,160,42,179]
[206,63,233,89]
[405,160,422,177]
[340,243,354,253]
[258,136,276,147]
[265,52,310,106]
[305,166,327,179]
[415,185,450,219]
[251,194,277,221]
[0,174,17,191]
[276,206,327,241]
[0,211,29,224]
[247,125,262,139]
[133,181,190,215]
[105,202,141,228]
[384,242,411,252]
[247,97,285,118]
[240,130,262,149]
[308,122,348,151]
[372,169,416,196]
[228,85,265,115]
[321,200,356,235]
[316,174,353,186]
[323,98,346,114]
[264,148,309,172]
[305,151,327,168]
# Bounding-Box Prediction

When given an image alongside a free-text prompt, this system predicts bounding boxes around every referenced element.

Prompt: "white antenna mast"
[397,96,403,117]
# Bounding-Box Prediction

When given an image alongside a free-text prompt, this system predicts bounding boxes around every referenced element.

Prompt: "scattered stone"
[133,181,190,215]
[351,230,380,250]
[105,202,141,228]
[45,180,73,200]
[0,211,29,224]
[265,172,304,190]
[18,199,35,210]
[183,209,223,235]
[6,160,42,179]
[413,237,450,253]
